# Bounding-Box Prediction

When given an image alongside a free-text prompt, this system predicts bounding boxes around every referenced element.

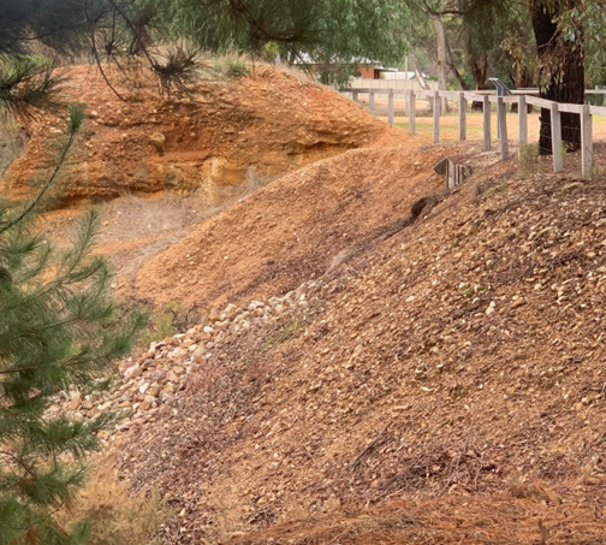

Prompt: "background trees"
[405,0,604,153]
[166,0,409,85]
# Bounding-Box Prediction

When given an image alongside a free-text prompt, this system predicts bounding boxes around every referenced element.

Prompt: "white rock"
[124,365,142,380]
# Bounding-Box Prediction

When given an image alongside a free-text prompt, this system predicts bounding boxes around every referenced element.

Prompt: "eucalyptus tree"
[167,0,411,84]
[530,0,584,152]
[408,0,603,154]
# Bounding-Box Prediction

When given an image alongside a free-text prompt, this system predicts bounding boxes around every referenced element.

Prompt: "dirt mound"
[2,64,386,203]
[115,165,606,544]
[135,141,460,308]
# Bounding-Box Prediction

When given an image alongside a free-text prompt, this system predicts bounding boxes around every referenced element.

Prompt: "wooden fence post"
[369,90,375,114]
[483,95,491,151]
[497,96,509,159]
[581,104,593,179]
[448,159,456,189]
[388,89,395,126]
[433,91,440,143]
[550,102,563,172]
[352,90,359,103]
[458,92,467,141]
[518,95,528,148]
[409,91,416,135]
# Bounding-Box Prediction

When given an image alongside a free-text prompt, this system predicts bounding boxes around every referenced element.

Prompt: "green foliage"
[224,58,250,78]
[562,1,606,88]
[168,0,410,84]
[138,301,202,348]
[0,113,145,544]
[262,41,281,62]
[0,55,64,114]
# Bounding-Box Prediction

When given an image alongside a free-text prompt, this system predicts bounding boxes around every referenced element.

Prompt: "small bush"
[138,301,203,348]
[518,142,540,177]
[261,41,280,62]
[225,58,249,78]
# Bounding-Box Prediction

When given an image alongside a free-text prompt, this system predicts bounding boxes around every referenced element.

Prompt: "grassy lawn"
[358,96,606,144]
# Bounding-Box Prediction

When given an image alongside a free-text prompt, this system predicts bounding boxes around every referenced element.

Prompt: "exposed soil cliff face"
[2,64,386,203]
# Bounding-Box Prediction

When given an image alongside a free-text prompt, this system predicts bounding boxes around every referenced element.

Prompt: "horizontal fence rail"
[344,88,606,179]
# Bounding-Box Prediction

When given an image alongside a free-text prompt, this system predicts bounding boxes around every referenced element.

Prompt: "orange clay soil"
[116,147,606,545]
[134,139,486,309]
[2,64,386,203]
[12,63,606,545]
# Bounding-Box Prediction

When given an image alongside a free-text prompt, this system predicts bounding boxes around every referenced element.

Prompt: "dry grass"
[56,456,168,545]
[231,480,606,545]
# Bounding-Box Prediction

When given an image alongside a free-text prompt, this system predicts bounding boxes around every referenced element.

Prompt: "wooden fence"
[347,88,606,180]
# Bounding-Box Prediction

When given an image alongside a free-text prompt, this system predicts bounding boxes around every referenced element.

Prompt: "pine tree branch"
[0,448,37,479]
[0,347,109,377]
[0,128,77,235]
[86,5,126,102]
[104,0,156,67]
[5,212,104,312]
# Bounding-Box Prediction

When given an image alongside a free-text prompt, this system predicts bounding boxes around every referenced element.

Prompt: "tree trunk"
[411,51,435,112]
[433,16,449,112]
[531,0,584,154]
[463,28,489,111]
[446,37,470,90]
[410,52,429,90]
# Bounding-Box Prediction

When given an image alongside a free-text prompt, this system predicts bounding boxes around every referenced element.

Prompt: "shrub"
[518,142,540,177]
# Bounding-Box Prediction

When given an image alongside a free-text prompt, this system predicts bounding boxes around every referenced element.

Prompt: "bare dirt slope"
[23,62,606,545]
[2,64,385,203]
[109,152,606,545]
[135,141,462,309]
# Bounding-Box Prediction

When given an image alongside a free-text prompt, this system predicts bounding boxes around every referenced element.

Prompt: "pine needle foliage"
[0,107,146,545]
[0,55,64,115]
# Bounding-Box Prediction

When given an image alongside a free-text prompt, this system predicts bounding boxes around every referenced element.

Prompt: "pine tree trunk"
[531,0,584,155]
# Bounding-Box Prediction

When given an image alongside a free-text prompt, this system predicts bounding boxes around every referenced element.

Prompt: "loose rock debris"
[49,167,606,545]
[33,66,606,545]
